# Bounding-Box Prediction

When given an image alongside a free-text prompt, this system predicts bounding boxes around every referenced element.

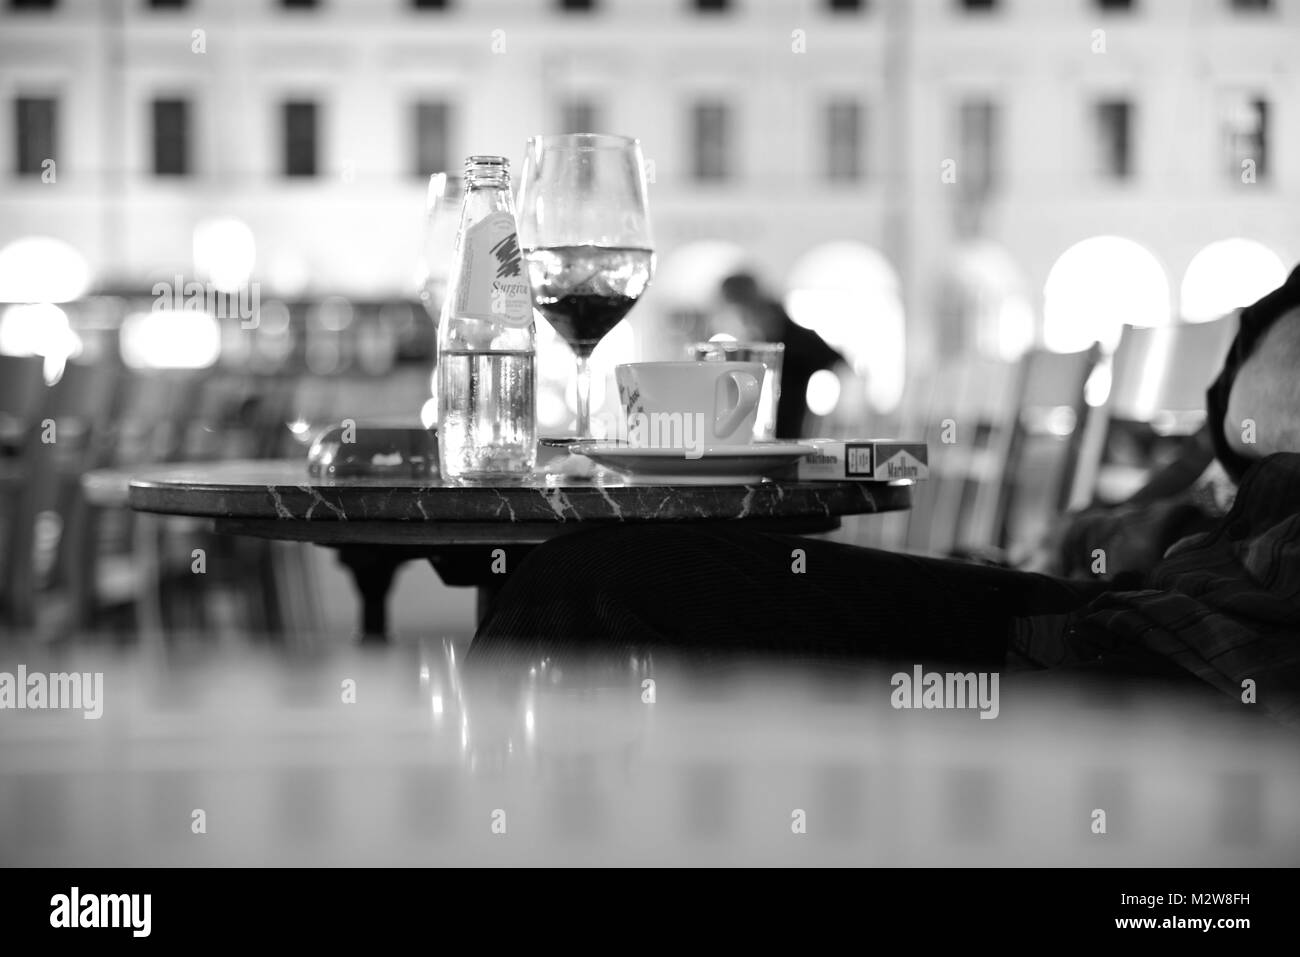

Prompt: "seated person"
[1024,421,1226,583]
[473,267,1300,727]
[718,272,848,439]
[1027,269,1300,581]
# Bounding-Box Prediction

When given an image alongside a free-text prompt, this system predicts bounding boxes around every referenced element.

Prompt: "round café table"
[127,459,913,641]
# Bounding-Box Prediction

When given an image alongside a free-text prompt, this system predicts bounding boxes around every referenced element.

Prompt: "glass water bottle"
[436,156,538,484]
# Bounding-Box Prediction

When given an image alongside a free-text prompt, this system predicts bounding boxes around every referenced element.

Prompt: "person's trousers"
[470,525,1108,670]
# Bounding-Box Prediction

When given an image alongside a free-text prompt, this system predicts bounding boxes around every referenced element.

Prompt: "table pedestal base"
[334,545,533,643]
[335,546,406,642]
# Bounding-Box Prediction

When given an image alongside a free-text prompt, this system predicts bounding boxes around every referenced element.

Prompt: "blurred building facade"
[1,0,1298,405]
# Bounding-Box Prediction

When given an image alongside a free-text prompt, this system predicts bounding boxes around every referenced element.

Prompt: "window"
[825,100,864,183]
[1093,99,1133,179]
[694,0,729,12]
[413,101,452,177]
[1222,95,1268,182]
[282,101,318,177]
[560,98,598,134]
[15,97,56,176]
[152,98,190,176]
[691,101,731,182]
[958,97,998,195]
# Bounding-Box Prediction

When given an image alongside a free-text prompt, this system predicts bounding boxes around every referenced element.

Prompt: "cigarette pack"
[796,439,928,482]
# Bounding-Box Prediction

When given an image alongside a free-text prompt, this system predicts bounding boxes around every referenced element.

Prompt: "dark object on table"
[307,425,439,478]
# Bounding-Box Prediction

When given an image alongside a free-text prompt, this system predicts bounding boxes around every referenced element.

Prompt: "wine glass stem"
[575,354,593,438]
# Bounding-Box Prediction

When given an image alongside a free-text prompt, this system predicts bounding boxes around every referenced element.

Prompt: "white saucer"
[572,441,814,485]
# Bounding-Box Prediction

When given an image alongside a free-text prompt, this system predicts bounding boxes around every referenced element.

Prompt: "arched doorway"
[1043,236,1170,353]
[1180,238,1287,323]
[784,241,905,414]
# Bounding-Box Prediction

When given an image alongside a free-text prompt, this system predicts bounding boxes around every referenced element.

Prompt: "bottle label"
[454,212,534,328]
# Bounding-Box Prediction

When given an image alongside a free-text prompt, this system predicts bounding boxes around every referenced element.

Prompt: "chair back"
[993,344,1099,550]
[903,355,1019,555]
[1068,317,1236,507]
[0,354,46,445]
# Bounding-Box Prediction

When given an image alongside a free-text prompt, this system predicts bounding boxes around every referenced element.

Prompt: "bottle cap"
[465,155,509,170]
[464,155,511,189]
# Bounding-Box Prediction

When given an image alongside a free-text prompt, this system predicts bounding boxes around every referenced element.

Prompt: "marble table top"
[127,459,911,527]
[6,640,1291,867]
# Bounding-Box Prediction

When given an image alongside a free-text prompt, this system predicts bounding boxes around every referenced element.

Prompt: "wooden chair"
[991,344,1100,553]
[0,354,48,631]
[29,360,119,620]
[1068,317,1237,509]
[68,369,208,639]
[903,354,1020,557]
[814,342,1100,562]
[173,370,322,640]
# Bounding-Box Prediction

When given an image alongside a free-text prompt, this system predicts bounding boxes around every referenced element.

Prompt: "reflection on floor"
[0,639,1295,866]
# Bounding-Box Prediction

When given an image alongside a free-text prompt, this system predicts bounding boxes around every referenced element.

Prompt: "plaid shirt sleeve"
[1013,453,1300,727]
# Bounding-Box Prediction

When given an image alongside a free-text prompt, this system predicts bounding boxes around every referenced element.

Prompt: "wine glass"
[418,172,463,414]
[418,172,463,328]
[516,133,654,438]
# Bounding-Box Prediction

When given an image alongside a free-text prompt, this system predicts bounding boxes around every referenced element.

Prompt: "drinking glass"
[516,134,654,438]
[691,341,785,441]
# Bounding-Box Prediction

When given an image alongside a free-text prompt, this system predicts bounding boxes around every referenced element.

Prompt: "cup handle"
[714,371,762,440]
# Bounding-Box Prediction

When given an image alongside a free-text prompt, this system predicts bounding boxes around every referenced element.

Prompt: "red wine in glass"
[524,244,654,357]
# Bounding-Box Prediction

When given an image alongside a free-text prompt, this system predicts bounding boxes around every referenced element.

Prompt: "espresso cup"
[691,341,785,442]
[613,361,763,451]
